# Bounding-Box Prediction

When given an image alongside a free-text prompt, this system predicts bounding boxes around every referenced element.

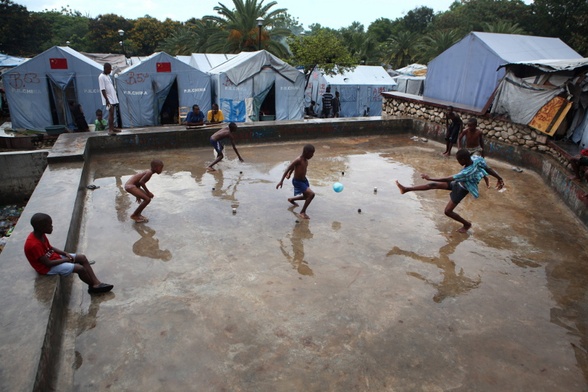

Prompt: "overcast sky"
[19,0,459,30]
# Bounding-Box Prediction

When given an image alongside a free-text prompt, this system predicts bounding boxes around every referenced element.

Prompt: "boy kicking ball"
[277,144,316,219]
[396,149,504,233]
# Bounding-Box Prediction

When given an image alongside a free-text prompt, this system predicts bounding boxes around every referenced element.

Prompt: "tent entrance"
[259,83,276,121]
[47,75,77,126]
[159,78,179,125]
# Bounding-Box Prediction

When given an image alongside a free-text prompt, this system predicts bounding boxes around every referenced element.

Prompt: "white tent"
[176,53,237,73]
[207,50,304,122]
[4,46,103,130]
[307,66,397,117]
[116,52,211,127]
[424,32,582,110]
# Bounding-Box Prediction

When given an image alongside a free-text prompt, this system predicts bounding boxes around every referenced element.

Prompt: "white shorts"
[46,254,77,276]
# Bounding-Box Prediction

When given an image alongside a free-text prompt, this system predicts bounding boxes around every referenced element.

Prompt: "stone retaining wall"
[381,96,575,169]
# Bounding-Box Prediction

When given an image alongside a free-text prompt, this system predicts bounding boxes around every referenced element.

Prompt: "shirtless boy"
[124,159,164,223]
[395,149,504,233]
[276,144,316,219]
[458,118,485,157]
[206,122,244,171]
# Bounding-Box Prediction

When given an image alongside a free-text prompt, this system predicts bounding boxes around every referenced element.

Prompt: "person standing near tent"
[207,103,224,124]
[332,91,341,118]
[98,63,120,135]
[321,86,333,118]
[443,106,463,156]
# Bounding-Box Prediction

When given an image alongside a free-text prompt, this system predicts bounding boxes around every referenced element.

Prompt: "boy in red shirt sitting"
[24,213,113,294]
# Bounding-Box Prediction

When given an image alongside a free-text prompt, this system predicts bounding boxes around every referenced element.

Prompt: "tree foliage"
[287,29,356,75]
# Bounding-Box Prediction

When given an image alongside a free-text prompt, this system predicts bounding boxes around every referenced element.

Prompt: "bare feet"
[299,212,310,219]
[131,215,149,223]
[457,222,472,233]
[288,198,299,207]
[206,166,216,172]
[395,180,407,194]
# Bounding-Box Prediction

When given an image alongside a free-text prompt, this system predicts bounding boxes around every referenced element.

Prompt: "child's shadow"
[278,208,314,276]
[132,223,172,261]
[387,233,480,303]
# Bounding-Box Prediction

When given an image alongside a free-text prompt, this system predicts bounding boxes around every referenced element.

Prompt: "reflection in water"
[75,292,115,370]
[132,224,172,261]
[210,169,243,208]
[387,234,480,303]
[279,209,314,276]
[115,176,132,222]
[546,259,588,384]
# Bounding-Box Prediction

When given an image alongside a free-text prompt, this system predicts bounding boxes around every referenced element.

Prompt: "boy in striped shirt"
[396,149,504,233]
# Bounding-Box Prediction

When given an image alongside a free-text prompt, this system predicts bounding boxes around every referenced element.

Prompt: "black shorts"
[448,181,469,204]
[579,156,588,166]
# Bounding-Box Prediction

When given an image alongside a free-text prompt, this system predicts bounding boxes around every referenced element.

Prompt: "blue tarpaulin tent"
[306,66,397,117]
[423,32,582,110]
[3,46,103,130]
[207,50,304,122]
[116,52,211,127]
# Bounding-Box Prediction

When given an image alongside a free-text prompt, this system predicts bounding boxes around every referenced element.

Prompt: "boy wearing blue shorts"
[24,213,113,294]
[276,144,316,219]
[395,149,504,233]
[206,122,244,171]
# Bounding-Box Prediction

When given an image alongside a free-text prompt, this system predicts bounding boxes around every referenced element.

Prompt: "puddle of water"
[67,136,588,390]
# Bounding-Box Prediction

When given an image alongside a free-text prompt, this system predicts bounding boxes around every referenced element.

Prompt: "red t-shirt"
[24,232,62,275]
[581,148,588,157]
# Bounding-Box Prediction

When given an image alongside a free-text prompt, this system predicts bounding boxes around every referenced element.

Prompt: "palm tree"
[382,31,419,69]
[415,29,461,63]
[158,20,219,55]
[483,21,526,35]
[203,0,291,56]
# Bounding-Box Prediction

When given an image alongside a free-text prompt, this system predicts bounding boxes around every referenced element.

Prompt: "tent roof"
[498,58,588,75]
[187,53,237,72]
[395,63,427,76]
[207,50,301,84]
[472,32,581,63]
[322,66,397,86]
[119,51,205,75]
[0,53,28,67]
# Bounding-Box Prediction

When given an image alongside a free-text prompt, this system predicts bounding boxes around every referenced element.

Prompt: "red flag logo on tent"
[156,62,171,72]
[49,58,68,69]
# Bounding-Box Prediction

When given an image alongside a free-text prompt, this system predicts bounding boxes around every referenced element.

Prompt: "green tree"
[483,21,526,34]
[129,16,168,55]
[382,30,419,68]
[415,29,461,63]
[88,14,134,53]
[287,29,356,76]
[339,22,381,65]
[367,18,398,44]
[402,6,435,34]
[159,20,219,55]
[526,0,588,55]
[203,0,291,56]
[35,7,91,52]
[0,0,49,56]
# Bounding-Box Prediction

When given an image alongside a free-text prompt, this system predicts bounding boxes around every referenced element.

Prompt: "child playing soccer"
[206,122,244,171]
[276,144,316,219]
[124,159,164,223]
[24,213,113,294]
[395,149,504,233]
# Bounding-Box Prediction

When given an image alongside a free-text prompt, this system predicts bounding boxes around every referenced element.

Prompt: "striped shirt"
[452,155,488,198]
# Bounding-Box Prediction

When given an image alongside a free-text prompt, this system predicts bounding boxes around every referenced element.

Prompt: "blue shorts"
[292,178,309,196]
[210,138,224,154]
[448,181,469,204]
[46,253,77,276]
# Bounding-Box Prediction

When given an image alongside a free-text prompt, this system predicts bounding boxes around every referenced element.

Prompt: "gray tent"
[306,66,397,117]
[116,52,211,127]
[424,32,582,110]
[4,46,103,130]
[208,50,305,122]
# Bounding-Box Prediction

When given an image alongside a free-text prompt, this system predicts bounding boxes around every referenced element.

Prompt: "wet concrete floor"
[62,135,588,391]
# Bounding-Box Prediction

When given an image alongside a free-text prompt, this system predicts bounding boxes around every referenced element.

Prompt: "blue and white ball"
[333,182,344,193]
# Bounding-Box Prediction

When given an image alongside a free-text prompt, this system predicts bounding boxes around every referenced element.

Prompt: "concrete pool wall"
[0,117,587,391]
